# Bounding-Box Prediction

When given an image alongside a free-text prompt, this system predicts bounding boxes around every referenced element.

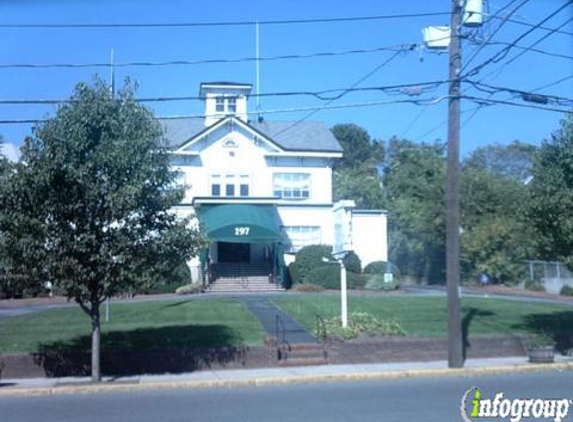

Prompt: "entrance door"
[218,242,250,263]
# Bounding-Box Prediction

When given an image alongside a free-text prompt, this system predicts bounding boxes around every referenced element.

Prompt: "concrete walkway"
[1,356,572,396]
[240,296,317,344]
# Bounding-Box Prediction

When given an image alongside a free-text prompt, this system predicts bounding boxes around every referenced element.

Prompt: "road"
[1,371,572,422]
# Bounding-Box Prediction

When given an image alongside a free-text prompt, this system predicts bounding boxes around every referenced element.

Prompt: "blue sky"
[0,0,571,157]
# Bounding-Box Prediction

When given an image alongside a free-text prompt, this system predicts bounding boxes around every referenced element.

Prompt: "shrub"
[292,283,325,293]
[364,274,400,291]
[524,279,546,292]
[363,261,401,280]
[315,312,405,340]
[560,285,573,296]
[287,262,300,286]
[306,265,368,290]
[306,265,339,289]
[293,245,332,284]
[363,261,386,274]
[343,252,362,274]
[175,283,203,295]
[142,261,192,294]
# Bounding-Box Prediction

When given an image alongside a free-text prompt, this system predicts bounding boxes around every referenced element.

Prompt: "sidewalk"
[1,356,572,397]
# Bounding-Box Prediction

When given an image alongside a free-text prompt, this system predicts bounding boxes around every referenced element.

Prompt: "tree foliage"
[528,114,573,270]
[384,138,446,283]
[0,79,203,380]
[331,123,386,209]
[459,140,538,286]
[463,140,536,182]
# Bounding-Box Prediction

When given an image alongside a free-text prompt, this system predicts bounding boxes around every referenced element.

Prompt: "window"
[281,226,322,253]
[210,173,250,197]
[214,96,237,114]
[215,97,225,112]
[210,174,221,196]
[273,173,310,199]
[228,97,237,113]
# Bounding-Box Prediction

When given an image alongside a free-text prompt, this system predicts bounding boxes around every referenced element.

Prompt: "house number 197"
[234,227,250,236]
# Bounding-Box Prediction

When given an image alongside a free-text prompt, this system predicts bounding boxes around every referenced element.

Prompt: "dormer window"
[216,97,225,112]
[214,96,237,115]
[200,82,252,126]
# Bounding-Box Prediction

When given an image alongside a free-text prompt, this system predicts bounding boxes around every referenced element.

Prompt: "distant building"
[162,82,387,290]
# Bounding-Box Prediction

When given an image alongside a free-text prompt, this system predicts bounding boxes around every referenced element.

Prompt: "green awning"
[197,204,282,243]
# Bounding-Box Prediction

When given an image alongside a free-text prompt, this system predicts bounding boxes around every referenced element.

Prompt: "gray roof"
[160,117,342,153]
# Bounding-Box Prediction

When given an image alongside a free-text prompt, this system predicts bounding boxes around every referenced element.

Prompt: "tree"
[528,114,573,269]
[0,79,202,381]
[463,141,536,182]
[383,138,446,283]
[331,123,386,209]
[331,123,384,170]
[460,162,534,284]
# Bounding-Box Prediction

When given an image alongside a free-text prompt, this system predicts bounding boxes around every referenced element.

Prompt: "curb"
[1,361,572,398]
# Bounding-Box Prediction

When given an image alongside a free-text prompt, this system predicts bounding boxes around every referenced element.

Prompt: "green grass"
[0,298,266,353]
[274,294,573,340]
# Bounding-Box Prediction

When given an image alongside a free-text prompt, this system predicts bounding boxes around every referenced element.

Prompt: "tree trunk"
[91,304,101,382]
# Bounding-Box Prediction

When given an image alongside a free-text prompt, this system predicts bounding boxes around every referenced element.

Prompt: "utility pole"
[446,0,463,368]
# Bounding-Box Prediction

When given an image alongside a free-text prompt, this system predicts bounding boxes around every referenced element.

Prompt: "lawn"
[273,294,573,340]
[0,298,266,353]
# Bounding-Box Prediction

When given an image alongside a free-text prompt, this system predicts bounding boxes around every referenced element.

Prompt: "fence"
[523,260,573,294]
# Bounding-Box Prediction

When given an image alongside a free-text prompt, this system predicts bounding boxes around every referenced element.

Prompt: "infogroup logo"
[460,387,572,422]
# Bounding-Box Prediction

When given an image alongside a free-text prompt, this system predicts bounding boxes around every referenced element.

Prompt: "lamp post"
[323,256,348,328]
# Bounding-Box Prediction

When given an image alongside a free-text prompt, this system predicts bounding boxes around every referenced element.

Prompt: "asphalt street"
[1,371,572,422]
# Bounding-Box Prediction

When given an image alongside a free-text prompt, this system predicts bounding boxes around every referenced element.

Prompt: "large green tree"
[384,138,446,283]
[528,114,573,269]
[0,79,202,381]
[331,123,386,209]
[463,140,536,182]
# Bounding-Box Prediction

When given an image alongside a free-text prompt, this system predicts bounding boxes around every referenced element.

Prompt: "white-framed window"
[210,174,221,196]
[273,173,310,199]
[228,97,237,113]
[215,97,225,113]
[281,226,322,253]
[214,96,238,114]
[210,173,250,197]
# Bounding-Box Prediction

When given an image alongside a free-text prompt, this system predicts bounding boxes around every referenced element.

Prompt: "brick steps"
[277,343,327,366]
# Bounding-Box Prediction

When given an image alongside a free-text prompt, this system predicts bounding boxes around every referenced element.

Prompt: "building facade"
[162,82,387,287]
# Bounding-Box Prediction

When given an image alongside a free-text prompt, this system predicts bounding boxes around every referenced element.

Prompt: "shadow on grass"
[515,311,573,354]
[33,324,248,377]
[462,307,495,362]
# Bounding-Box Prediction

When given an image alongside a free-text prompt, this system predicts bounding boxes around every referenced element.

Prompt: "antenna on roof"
[255,21,262,122]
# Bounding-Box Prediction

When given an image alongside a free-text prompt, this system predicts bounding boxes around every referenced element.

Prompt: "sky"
[0,0,571,158]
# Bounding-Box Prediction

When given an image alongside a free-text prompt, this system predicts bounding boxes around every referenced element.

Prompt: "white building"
[162,82,387,290]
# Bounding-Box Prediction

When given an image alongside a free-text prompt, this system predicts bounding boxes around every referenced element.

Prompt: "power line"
[504,15,573,65]
[468,39,573,61]
[0,12,451,29]
[462,0,573,79]
[461,0,531,73]
[0,95,450,125]
[0,44,417,70]
[401,0,526,139]
[466,80,573,106]
[490,11,573,37]
[463,95,572,113]
[270,49,407,138]
[0,80,449,105]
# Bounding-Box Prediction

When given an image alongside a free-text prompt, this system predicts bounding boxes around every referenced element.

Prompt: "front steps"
[277,343,328,367]
[207,263,285,293]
